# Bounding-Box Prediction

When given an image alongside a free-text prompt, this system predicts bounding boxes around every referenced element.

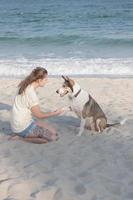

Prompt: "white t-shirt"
[10,84,39,133]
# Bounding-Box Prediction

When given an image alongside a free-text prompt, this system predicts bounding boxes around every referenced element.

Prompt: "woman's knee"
[36,121,56,134]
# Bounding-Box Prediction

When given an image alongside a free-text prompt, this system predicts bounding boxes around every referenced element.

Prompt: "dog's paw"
[57,107,70,116]
[62,106,71,112]
[59,107,71,115]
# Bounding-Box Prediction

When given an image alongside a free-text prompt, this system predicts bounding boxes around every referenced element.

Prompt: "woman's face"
[38,74,48,87]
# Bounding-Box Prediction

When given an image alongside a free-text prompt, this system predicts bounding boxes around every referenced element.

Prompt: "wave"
[1,35,133,47]
[0,57,133,77]
[0,35,81,45]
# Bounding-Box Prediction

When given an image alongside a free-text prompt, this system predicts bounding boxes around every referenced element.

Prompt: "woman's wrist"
[52,110,58,116]
[41,111,57,118]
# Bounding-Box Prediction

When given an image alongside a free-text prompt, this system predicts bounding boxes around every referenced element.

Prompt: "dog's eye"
[62,85,66,88]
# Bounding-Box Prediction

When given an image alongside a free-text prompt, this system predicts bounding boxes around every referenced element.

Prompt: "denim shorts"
[17,121,37,138]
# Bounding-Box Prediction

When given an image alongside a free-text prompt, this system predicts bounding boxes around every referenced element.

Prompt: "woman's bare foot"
[0,134,20,142]
[8,135,21,140]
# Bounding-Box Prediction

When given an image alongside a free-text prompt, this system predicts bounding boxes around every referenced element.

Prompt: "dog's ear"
[62,75,66,80]
[62,76,69,81]
[66,76,70,81]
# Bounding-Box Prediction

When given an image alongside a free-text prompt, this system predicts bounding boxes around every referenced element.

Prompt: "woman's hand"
[53,108,64,116]
[31,105,65,119]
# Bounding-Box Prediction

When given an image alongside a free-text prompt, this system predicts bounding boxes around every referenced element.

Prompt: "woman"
[10,67,64,144]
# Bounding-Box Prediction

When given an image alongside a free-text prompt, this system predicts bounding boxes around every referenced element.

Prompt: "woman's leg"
[30,125,58,141]
[36,121,57,138]
[20,137,48,144]
[9,134,48,144]
[9,122,58,144]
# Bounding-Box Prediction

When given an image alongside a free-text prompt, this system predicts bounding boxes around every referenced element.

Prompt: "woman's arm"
[31,105,63,119]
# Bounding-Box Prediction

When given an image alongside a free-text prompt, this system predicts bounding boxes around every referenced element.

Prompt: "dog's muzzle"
[56,88,68,97]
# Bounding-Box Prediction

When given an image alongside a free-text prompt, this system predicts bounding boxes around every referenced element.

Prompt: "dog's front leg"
[77,118,86,136]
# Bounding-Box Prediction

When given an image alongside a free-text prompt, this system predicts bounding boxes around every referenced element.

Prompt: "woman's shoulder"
[25,84,34,93]
[25,84,38,99]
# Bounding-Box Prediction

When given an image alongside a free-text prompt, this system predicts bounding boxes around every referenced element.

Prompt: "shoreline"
[1,74,133,80]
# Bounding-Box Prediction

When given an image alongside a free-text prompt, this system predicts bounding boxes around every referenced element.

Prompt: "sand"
[0,77,133,200]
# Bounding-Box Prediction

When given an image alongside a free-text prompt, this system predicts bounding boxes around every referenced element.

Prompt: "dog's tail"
[120,118,127,125]
[106,122,120,127]
[107,118,128,128]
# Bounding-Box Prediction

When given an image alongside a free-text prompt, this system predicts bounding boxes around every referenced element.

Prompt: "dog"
[56,76,119,136]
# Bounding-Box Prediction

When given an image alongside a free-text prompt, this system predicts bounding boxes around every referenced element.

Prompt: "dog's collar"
[74,88,81,98]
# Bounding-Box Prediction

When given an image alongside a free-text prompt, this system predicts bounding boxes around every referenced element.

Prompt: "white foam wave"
[0,57,133,77]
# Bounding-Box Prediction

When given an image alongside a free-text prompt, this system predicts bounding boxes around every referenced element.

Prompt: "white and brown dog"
[56,76,119,136]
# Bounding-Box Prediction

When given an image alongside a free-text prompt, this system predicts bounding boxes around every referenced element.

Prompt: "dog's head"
[56,76,75,97]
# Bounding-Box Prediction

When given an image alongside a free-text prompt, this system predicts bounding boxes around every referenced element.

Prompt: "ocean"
[0,0,133,77]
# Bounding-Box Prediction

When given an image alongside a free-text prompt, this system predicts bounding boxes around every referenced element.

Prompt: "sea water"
[0,0,133,77]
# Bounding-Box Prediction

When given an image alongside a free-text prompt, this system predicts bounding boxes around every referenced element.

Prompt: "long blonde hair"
[18,67,48,94]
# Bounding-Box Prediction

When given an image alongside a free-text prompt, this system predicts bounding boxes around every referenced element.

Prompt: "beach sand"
[0,77,133,200]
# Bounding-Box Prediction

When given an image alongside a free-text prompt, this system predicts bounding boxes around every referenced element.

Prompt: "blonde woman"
[10,67,63,144]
